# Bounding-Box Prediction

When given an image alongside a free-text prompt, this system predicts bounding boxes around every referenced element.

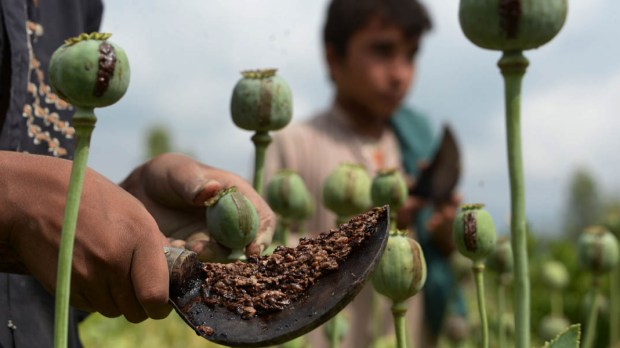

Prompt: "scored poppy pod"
[372,233,427,303]
[578,225,620,275]
[230,69,293,132]
[49,32,130,108]
[206,187,259,260]
[453,203,497,262]
[322,163,372,220]
[459,0,568,51]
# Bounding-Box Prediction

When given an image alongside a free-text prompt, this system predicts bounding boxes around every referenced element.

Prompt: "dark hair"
[323,0,432,57]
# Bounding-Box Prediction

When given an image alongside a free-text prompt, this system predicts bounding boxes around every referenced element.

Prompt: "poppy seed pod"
[298,194,316,222]
[322,163,372,218]
[49,32,130,108]
[578,225,620,275]
[538,315,570,342]
[266,169,313,220]
[230,69,293,132]
[459,0,568,51]
[371,168,408,211]
[205,187,259,260]
[372,234,427,303]
[453,204,497,262]
[540,260,569,291]
[486,236,513,275]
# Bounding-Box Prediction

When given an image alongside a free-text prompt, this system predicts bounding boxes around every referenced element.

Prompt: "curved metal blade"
[409,124,461,202]
[167,207,389,347]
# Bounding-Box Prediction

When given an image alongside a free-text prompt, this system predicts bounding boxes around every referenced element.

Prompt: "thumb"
[190,180,224,206]
[145,154,223,207]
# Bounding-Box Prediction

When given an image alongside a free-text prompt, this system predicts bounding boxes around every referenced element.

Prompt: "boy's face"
[328,17,420,121]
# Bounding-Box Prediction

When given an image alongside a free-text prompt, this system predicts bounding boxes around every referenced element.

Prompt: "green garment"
[390,106,467,336]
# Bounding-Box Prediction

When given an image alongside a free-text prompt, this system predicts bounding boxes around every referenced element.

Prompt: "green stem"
[390,211,397,232]
[498,50,530,348]
[53,107,96,348]
[498,276,506,348]
[583,279,600,348]
[326,313,343,348]
[551,289,563,317]
[473,262,489,348]
[611,266,620,346]
[280,218,290,247]
[329,325,338,348]
[228,248,246,261]
[392,301,409,348]
[251,131,272,195]
[273,218,283,244]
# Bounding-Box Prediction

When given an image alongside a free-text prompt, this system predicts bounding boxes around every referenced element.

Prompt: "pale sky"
[90,1,620,235]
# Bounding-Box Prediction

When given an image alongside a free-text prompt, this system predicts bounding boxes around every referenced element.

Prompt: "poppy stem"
[498,50,530,348]
[53,107,96,348]
[251,131,272,196]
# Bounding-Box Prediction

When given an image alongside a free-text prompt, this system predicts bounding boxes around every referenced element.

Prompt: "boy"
[265,0,462,346]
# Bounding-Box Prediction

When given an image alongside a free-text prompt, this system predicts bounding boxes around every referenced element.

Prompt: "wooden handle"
[164,247,200,288]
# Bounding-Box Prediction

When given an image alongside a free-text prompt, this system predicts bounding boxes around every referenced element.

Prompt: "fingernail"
[193,180,222,205]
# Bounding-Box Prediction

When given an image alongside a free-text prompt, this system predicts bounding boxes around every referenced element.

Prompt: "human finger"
[184,232,231,262]
[69,269,121,318]
[168,238,186,249]
[109,276,148,323]
[142,153,215,207]
[129,234,171,319]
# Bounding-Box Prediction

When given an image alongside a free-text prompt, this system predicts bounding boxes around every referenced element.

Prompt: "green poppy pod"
[372,234,427,303]
[205,187,259,260]
[453,204,497,262]
[322,163,372,218]
[49,32,130,108]
[578,225,620,275]
[297,194,316,222]
[459,0,568,51]
[537,315,570,342]
[266,169,313,220]
[371,168,408,211]
[540,260,569,291]
[230,69,293,132]
[486,236,513,275]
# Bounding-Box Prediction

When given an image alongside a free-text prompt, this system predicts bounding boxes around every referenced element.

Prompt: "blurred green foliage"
[564,167,602,240]
[145,124,172,160]
[79,313,225,348]
[437,222,614,348]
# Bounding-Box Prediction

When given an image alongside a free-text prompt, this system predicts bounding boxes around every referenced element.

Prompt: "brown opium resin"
[200,207,382,319]
[196,325,214,336]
